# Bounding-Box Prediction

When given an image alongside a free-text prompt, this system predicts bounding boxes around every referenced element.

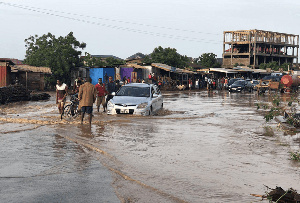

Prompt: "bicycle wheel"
[63,104,73,117]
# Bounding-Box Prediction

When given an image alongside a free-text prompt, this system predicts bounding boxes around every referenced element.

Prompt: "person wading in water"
[56,79,68,115]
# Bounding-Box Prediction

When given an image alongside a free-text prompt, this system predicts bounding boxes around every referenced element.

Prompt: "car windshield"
[228,78,241,85]
[116,86,150,97]
[252,81,259,85]
[233,80,245,85]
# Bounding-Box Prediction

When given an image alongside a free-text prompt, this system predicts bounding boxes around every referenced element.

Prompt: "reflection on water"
[52,133,92,173]
[76,123,106,138]
[77,125,94,138]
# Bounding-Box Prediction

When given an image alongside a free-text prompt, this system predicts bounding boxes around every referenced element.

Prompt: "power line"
[0,1,222,44]
[0,2,221,37]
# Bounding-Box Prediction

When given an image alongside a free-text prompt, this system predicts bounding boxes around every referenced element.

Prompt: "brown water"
[1,90,300,202]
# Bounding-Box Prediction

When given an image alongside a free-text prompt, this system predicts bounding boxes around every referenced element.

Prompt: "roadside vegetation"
[290,151,300,161]
[256,93,300,164]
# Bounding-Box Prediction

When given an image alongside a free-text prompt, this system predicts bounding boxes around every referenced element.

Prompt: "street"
[1,90,300,202]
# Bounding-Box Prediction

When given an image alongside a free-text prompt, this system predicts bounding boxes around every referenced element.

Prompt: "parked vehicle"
[261,75,282,82]
[228,80,247,92]
[245,80,259,92]
[226,78,243,90]
[228,78,243,87]
[107,83,163,115]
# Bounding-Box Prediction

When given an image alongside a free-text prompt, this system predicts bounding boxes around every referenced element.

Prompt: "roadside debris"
[0,86,50,104]
[30,93,51,101]
[0,85,30,104]
[251,186,300,202]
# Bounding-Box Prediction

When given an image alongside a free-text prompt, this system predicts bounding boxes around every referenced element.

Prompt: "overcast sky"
[0,0,299,60]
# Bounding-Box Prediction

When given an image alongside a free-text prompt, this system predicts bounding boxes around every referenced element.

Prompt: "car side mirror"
[112,92,116,96]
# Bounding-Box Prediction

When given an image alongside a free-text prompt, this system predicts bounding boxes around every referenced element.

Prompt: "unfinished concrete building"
[223,29,299,68]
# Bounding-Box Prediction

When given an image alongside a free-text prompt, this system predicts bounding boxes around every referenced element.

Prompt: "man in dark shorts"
[78,77,97,125]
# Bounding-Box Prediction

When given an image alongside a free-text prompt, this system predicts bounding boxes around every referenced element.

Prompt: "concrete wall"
[223,58,250,67]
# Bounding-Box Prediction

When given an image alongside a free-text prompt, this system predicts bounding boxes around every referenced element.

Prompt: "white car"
[106,83,163,115]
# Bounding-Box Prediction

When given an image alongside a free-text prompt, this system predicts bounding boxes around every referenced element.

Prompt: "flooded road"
[1,90,300,202]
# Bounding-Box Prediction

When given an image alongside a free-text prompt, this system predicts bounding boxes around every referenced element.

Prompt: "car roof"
[122,83,153,88]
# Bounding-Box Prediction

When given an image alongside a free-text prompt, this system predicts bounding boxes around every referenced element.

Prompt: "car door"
[153,86,163,111]
[150,86,158,111]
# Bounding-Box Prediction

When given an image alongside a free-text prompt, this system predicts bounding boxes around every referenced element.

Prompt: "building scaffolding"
[223,29,299,68]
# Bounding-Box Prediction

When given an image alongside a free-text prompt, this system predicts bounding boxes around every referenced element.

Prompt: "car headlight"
[107,101,114,108]
[137,102,148,109]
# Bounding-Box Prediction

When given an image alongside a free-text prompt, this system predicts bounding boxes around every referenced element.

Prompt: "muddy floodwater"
[1,90,300,202]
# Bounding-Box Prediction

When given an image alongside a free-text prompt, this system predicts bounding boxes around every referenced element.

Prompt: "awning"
[209,68,238,74]
[152,63,197,74]
[197,69,210,72]
[125,63,148,69]
[152,63,176,72]
[11,65,52,74]
[176,68,196,74]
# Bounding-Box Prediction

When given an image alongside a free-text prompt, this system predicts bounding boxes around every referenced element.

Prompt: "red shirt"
[95,83,106,96]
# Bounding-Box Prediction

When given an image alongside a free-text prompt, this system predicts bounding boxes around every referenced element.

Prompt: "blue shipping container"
[89,67,115,85]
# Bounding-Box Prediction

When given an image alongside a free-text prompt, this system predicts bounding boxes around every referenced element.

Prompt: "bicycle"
[61,94,80,119]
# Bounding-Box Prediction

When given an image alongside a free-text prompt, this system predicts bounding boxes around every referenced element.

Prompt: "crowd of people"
[56,76,122,125]
[55,74,250,125]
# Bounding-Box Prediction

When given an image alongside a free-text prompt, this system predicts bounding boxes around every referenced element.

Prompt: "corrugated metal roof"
[126,63,148,69]
[0,58,23,65]
[176,68,195,74]
[11,65,52,74]
[152,63,175,72]
[152,63,196,74]
[209,68,238,73]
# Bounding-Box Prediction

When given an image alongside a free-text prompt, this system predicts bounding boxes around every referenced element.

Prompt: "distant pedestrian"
[207,78,212,90]
[224,77,228,89]
[56,79,68,115]
[73,77,82,94]
[95,78,107,112]
[188,78,192,90]
[106,76,116,104]
[78,77,97,125]
[115,80,121,92]
[220,77,225,90]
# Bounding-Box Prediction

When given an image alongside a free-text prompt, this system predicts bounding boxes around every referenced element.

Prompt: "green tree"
[105,57,125,66]
[142,55,153,65]
[195,53,220,68]
[267,61,279,71]
[280,63,291,71]
[83,54,125,67]
[24,32,86,85]
[258,62,290,71]
[259,63,268,70]
[83,53,106,67]
[149,46,189,68]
